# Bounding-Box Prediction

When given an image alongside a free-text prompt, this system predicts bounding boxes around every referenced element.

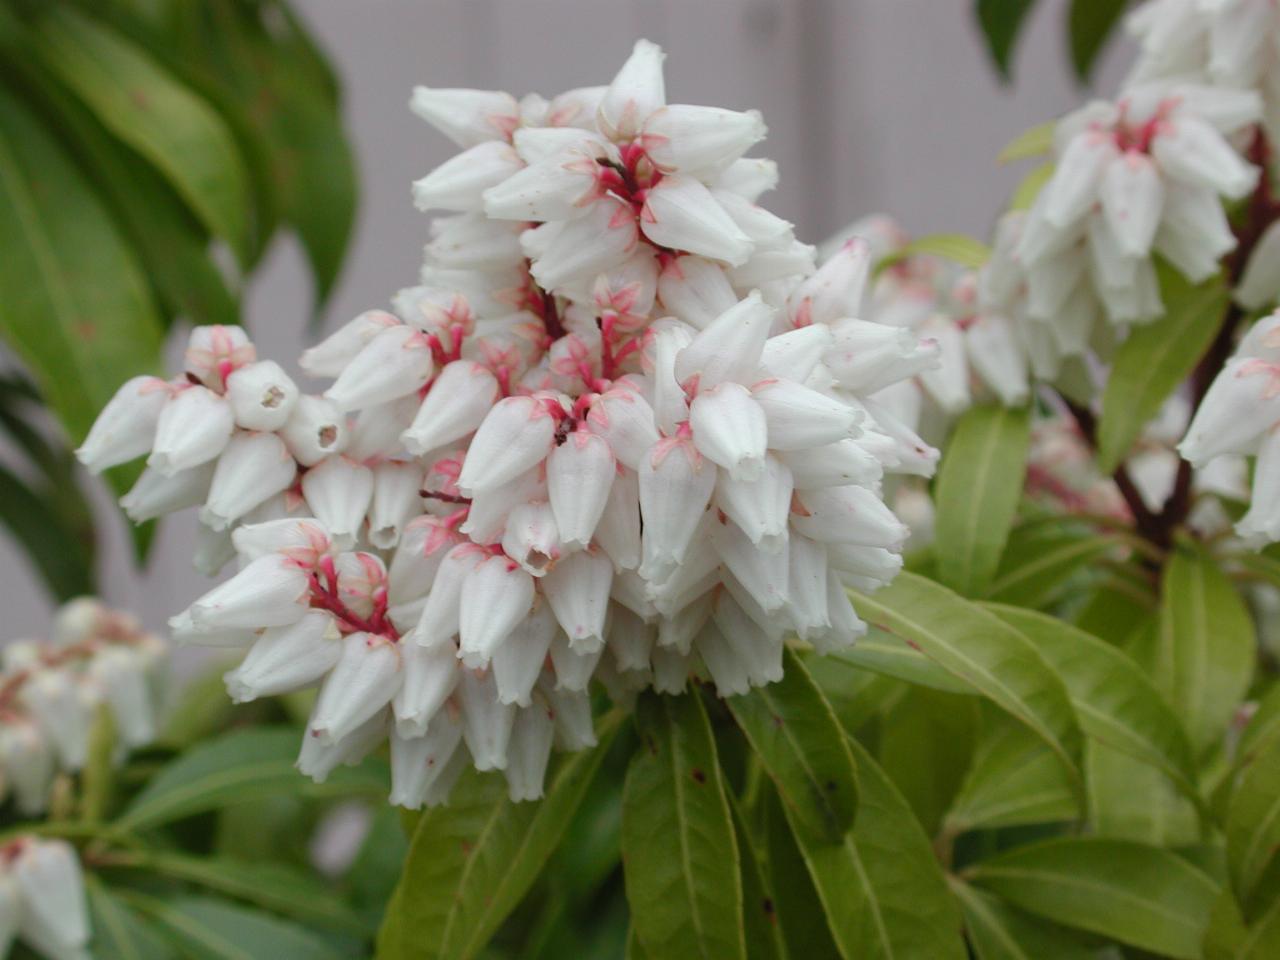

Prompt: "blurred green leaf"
[1227,735,1280,910]
[1010,161,1054,211]
[729,800,788,960]
[950,878,1094,960]
[126,894,346,960]
[975,0,1039,80]
[0,462,95,601]
[621,693,745,960]
[1086,740,1199,844]
[986,525,1118,609]
[968,837,1220,958]
[998,122,1055,163]
[877,233,991,274]
[87,877,178,960]
[1068,0,1128,82]
[934,404,1031,596]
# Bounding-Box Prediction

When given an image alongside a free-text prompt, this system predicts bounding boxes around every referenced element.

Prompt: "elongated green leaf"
[823,628,972,694]
[376,711,622,960]
[1204,886,1280,959]
[949,879,1094,960]
[986,526,1118,608]
[726,649,858,841]
[999,121,1055,163]
[947,704,1079,831]
[968,837,1221,958]
[786,736,965,960]
[854,573,1083,785]
[935,404,1031,595]
[87,879,176,960]
[1155,541,1255,754]
[0,463,95,601]
[32,6,250,258]
[730,800,788,960]
[126,894,345,960]
[878,688,977,834]
[1238,683,1280,771]
[1087,741,1199,844]
[976,0,1039,80]
[803,652,906,734]
[878,233,991,275]
[622,693,745,960]
[1010,162,1054,211]
[0,84,164,442]
[1097,267,1229,473]
[760,786,840,960]
[1068,0,1128,82]
[1228,735,1280,906]
[986,605,1199,801]
[117,727,386,831]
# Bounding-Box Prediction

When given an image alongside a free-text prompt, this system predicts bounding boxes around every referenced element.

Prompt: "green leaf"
[1155,541,1255,754]
[376,711,623,960]
[1096,267,1230,473]
[803,653,907,734]
[621,693,745,960]
[729,800,788,960]
[31,6,251,259]
[1086,740,1199,844]
[854,573,1084,787]
[968,836,1221,959]
[1227,735,1280,907]
[998,122,1055,163]
[0,83,164,444]
[949,879,1094,960]
[1238,683,1280,772]
[117,726,387,831]
[87,878,176,960]
[934,404,1031,595]
[821,628,972,694]
[0,463,95,601]
[785,736,965,960]
[126,894,346,960]
[877,688,977,834]
[1204,886,1280,959]
[986,525,1118,609]
[1068,0,1128,82]
[975,0,1039,80]
[80,705,117,823]
[947,703,1079,831]
[760,785,841,960]
[726,649,858,841]
[878,233,991,274]
[985,605,1199,802]
[1010,162,1054,211]
[129,852,367,935]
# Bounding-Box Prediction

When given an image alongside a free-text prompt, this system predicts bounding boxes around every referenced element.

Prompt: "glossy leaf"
[854,573,1083,786]
[621,693,745,960]
[878,688,977,834]
[760,785,840,960]
[1086,741,1199,844]
[126,894,345,960]
[975,0,1039,80]
[1096,267,1230,473]
[785,736,965,960]
[934,404,1031,595]
[968,837,1221,959]
[726,649,858,841]
[821,628,971,694]
[949,878,1094,960]
[730,799,788,960]
[803,653,907,734]
[117,726,387,831]
[377,711,622,960]
[1068,0,1128,82]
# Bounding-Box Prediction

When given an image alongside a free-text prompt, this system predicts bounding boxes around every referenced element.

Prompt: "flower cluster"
[0,599,165,815]
[78,40,938,806]
[0,837,90,960]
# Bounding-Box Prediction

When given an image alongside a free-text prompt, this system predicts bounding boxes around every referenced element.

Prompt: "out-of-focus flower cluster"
[0,837,90,960]
[0,599,165,816]
[77,40,940,806]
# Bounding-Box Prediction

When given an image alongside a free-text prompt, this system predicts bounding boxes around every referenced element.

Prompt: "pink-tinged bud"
[224,611,340,703]
[592,249,659,323]
[595,467,642,570]
[542,549,613,652]
[641,175,753,266]
[747,378,860,450]
[462,467,546,543]
[690,382,768,480]
[297,709,387,783]
[411,544,486,648]
[549,632,604,691]
[715,455,793,551]
[527,197,639,290]
[389,515,464,606]
[597,39,665,140]
[608,605,656,672]
[232,517,332,567]
[1181,357,1280,463]
[505,703,554,802]
[120,461,215,523]
[369,461,426,549]
[714,157,779,202]
[332,553,388,622]
[309,634,402,745]
[458,557,536,668]
[280,395,348,467]
[1099,151,1164,258]
[301,457,374,549]
[325,325,435,413]
[89,646,157,748]
[791,238,871,326]
[824,319,940,394]
[185,553,313,631]
[641,105,765,174]
[710,520,790,613]
[414,140,523,212]
[858,396,940,477]
[148,385,234,476]
[11,839,89,953]
[1152,116,1258,200]
[778,439,882,489]
[547,431,615,550]
[402,360,500,456]
[585,387,660,471]
[482,142,607,221]
[711,592,784,688]
[792,485,909,550]
[458,669,516,771]
[638,436,716,579]
[492,602,558,706]
[0,720,54,814]
[225,362,298,433]
[185,325,256,389]
[76,375,171,473]
[675,292,774,389]
[657,255,738,330]
[760,325,833,382]
[200,432,297,531]
[501,502,563,576]
[301,310,400,379]
[513,125,607,164]
[410,86,520,148]
[458,395,559,494]
[389,711,464,809]
[21,671,90,770]
[393,641,460,738]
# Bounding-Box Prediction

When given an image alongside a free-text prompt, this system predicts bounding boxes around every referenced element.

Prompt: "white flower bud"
[657,255,738,330]
[608,605,656,672]
[301,457,374,549]
[824,319,939,394]
[280,395,348,467]
[789,238,871,326]
[309,634,402,745]
[639,436,716,578]
[0,721,54,815]
[547,431,615,550]
[527,197,639,290]
[1236,220,1280,310]
[549,631,604,691]
[120,462,216,523]
[22,670,90,770]
[760,325,833,383]
[458,669,515,771]
[458,395,559,494]
[674,292,773,390]
[414,140,523,212]
[641,175,753,266]
[301,310,400,379]
[369,461,426,549]
[458,556,536,668]
[711,520,790,613]
[148,385,234,476]
[401,360,501,455]
[90,646,156,747]
[411,544,486,648]
[917,317,972,415]
[585,387,660,472]
[715,455,793,552]
[482,143,606,221]
[778,439,882,489]
[1181,358,1280,463]
[184,325,256,389]
[325,325,435,413]
[491,602,558,707]
[462,467,546,543]
[542,549,613,653]
[224,612,340,703]
[787,533,831,639]
[792,485,908,550]
[388,515,463,607]
[641,104,765,174]
[389,711,464,809]
[1152,115,1257,199]
[76,375,171,473]
[595,467,642,571]
[184,553,312,632]
[597,39,665,140]
[224,361,299,432]
[711,592,783,688]
[409,87,520,148]
[505,703,554,802]
[689,382,768,480]
[392,640,460,738]
[297,709,387,782]
[12,839,90,955]
[200,432,297,532]
[501,502,563,576]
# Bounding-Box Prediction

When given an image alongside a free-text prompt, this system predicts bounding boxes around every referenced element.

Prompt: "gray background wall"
[0,0,1127,647]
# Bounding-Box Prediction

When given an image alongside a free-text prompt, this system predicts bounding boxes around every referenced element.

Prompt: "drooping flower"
[0,837,91,960]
